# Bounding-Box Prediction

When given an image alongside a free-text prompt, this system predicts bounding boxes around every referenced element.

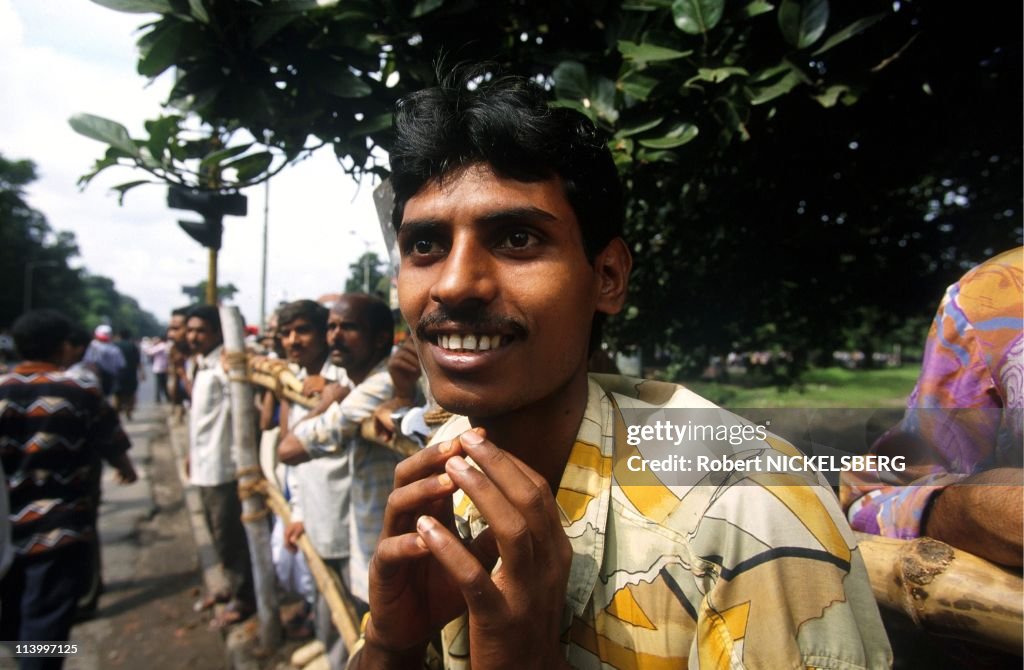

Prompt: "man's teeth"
[438,334,505,352]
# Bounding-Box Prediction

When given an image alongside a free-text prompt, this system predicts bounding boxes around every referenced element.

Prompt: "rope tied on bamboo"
[241,507,271,523]
[237,472,267,502]
[225,351,249,368]
[236,465,263,480]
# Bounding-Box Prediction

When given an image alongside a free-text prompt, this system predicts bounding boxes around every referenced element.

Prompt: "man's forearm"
[924,467,1023,566]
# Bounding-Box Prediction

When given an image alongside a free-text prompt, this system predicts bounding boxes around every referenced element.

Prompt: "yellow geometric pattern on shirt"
[557,440,610,523]
[436,375,891,670]
[753,473,852,563]
[698,601,750,670]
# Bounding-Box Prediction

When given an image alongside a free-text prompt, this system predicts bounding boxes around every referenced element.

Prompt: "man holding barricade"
[278,294,404,645]
[185,304,255,628]
[272,299,353,650]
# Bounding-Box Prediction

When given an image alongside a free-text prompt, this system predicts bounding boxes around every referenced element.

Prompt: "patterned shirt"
[428,375,891,669]
[292,360,402,602]
[841,247,1023,538]
[0,362,131,556]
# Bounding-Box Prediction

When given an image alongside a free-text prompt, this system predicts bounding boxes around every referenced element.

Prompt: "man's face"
[279,316,326,371]
[186,316,221,356]
[327,301,376,371]
[167,315,187,348]
[397,163,611,418]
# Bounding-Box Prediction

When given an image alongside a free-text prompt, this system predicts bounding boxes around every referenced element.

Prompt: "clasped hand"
[363,429,573,670]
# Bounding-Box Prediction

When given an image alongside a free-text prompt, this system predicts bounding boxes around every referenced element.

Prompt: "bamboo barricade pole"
[259,480,361,650]
[855,532,1023,654]
[220,306,282,649]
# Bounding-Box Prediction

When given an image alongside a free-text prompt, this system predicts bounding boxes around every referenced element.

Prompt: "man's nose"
[429,234,498,308]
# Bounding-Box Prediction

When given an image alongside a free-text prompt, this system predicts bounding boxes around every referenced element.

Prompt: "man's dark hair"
[364,300,394,343]
[12,309,73,361]
[389,66,625,262]
[68,325,91,348]
[186,304,221,335]
[171,306,190,318]
[277,300,329,335]
[340,294,394,356]
[120,328,133,339]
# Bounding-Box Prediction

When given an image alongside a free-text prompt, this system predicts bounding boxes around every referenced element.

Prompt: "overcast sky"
[0,0,388,328]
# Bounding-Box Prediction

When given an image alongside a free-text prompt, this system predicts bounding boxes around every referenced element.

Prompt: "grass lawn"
[681,365,921,409]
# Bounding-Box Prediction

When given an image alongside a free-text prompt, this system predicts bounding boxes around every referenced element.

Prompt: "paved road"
[63,375,226,670]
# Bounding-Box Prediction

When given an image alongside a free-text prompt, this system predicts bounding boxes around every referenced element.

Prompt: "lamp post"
[349,231,372,294]
[23,260,61,313]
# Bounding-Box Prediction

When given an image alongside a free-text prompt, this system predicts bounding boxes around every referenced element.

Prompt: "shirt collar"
[198,345,223,369]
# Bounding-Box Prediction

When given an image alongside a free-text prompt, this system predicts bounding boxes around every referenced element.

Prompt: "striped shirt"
[0,362,130,556]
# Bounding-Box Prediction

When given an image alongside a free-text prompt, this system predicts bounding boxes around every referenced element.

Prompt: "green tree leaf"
[319,69,372,98]
[747,62,808,104]
[686,66,749,86]
[69,114,141,158]
[615,117,665,138]
[137,22,184,77]
[618,70,660,101]
[200,144,254,168]
[739,1,775,19]
[553,61,589,101]
[638,122,699,148]
[672,0,725,35]
[187,0,210,24]
[812,84,859,107]
[225,152,273,182]
[778,0,829,49]
[111,180,154,204]
[411,0,445,18]
[811,13,885,56]
[618,40,692,63]
[89,0,173,13]
[347,112,394,138]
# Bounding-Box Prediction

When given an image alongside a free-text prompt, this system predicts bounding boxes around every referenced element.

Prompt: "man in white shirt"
[272,300,352,655]
[186,304,255,627]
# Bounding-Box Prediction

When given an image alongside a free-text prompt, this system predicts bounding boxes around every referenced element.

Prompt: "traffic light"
[168,186,248,250]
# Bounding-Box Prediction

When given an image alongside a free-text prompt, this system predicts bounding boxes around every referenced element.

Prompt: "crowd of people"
[1,67,1020,670]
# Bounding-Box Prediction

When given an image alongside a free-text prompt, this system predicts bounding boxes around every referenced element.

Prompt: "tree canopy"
[75,0,1022,379]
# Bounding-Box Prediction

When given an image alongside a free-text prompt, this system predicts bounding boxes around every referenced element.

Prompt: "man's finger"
[458,430,559,527]
[416,515,502,611]
[444,454,535,571]
[392,436,464,487]
[381,470,458,537]
[372,533,432,579]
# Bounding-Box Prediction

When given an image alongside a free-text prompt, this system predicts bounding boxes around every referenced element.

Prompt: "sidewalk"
[63,389,226,670]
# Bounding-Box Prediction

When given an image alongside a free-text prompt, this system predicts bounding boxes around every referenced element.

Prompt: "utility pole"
[259,178,270,327]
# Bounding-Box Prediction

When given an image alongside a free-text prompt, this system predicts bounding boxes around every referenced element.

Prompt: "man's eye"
[497,230,538,250]
[412,239,440,255]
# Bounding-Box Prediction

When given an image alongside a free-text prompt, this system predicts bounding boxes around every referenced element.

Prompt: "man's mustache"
[415,306,527,340]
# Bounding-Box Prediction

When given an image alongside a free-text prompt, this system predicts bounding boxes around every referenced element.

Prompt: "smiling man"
[280,293,404,654]
[350,71,891,670]
[272,299,352,656]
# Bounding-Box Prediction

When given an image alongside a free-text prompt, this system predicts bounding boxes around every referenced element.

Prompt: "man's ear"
[375,330,393,353]
[594,237,632,316]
